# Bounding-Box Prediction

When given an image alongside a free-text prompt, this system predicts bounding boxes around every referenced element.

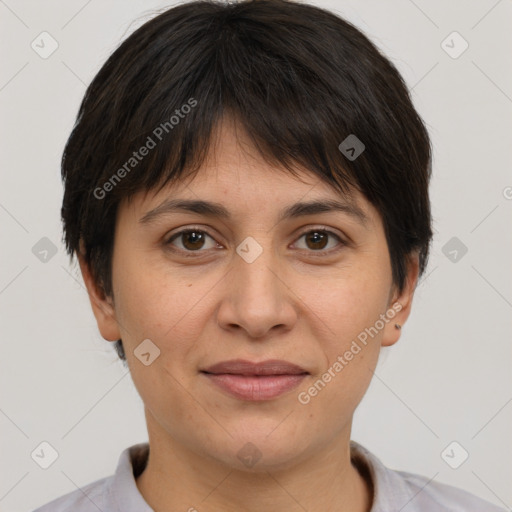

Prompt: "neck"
[136,414,373,512]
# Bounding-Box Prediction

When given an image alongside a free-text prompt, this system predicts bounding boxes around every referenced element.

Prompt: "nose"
[215,237,298,339]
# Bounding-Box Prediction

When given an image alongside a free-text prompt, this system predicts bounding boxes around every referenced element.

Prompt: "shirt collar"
[108,443,153,511]
[109,441,412,512]
[350,440,414,511]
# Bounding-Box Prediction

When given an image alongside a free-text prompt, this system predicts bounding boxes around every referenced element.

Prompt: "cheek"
[306,257,391,343]
[112,249,218,365]
[113,262,209,423]
[298,263,389,401]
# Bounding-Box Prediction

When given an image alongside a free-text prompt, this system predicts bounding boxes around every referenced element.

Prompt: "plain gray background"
[1,1,511,511]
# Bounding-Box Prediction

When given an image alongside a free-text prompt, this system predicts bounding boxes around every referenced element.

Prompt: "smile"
[201,372,308,401]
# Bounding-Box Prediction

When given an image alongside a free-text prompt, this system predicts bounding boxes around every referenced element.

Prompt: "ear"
[381,251,420,347]
[77,247,121,342]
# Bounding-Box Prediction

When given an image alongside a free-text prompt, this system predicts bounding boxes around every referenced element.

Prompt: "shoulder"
[31,443,150,512]
[350,441,507,512]
[394,469,507,512]
[32,475,112,512]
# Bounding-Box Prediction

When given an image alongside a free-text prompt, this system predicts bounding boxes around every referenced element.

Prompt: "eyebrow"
[139,197,370,228]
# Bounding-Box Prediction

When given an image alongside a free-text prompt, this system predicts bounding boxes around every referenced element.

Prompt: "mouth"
[200,359,309,401]
[201,358,308,376]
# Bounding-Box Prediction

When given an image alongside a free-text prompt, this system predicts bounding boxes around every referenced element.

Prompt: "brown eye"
[166,229,217,252]
[305,231,329,250]
[294,229,345,254]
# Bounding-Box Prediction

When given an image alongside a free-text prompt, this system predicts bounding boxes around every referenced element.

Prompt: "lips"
[201,359,309,376]
[200,359,309,401]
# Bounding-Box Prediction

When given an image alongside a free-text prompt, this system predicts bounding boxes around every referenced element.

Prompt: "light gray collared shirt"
[33,441,507,511]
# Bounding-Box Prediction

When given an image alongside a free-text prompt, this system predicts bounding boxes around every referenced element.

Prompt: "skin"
[79,115,419,512]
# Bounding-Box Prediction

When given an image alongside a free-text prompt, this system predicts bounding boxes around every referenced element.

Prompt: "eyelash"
[164,225,347,258]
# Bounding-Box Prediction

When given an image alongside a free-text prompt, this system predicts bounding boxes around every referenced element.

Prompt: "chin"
[207,427,312,473]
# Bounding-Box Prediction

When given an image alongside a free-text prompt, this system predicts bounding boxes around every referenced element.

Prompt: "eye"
[165,228,219,254]
[293,228,346,255]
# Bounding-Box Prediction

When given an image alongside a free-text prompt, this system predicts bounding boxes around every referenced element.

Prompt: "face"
[81,116,418,472]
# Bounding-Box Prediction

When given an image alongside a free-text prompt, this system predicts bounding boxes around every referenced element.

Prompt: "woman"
[33,0,506,510]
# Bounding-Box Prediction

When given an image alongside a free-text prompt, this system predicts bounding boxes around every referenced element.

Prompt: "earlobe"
[77,251,121,342]
[381,252,420,347]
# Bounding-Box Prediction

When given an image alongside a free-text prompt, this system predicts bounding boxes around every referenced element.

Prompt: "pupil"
[308,231,327,250]
[185,231,204,250]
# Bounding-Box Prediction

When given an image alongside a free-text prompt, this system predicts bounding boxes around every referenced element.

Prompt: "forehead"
[121,116,380,230]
